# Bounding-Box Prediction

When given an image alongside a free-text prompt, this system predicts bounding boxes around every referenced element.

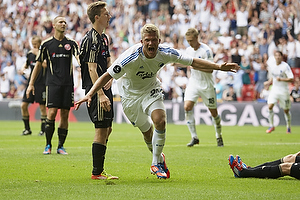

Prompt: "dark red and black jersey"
[79,28,110,89]
[37,36,79,86]
[26,51,46,86]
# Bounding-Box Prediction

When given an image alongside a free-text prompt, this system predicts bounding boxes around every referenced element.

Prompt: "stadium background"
[1,0,300,125]
[1,101,300,126]
[0,2,299,198]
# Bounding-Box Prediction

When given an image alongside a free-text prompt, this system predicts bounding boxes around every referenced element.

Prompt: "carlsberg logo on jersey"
[52,53,70,58]
[136,71,155,79]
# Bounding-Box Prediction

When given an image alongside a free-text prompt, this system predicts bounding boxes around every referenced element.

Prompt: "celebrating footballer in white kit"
[75,24,239,179]
[107,37,192,179]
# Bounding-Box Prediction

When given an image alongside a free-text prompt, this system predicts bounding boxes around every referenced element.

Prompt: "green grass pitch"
[0,121,299,199]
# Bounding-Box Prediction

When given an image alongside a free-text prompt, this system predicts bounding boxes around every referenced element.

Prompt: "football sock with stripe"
[58,128,68,148]
[185,110,197,139]
[213,115,222,138]
[284,111,291,129]
[251,159,282,170]
[41,115,47,132]
[45,119,55,146]
[22,116,30,131]
[240,165,283,179]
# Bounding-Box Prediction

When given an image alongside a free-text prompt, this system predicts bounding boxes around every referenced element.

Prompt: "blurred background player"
[26,16,79,155]
[79,1,118,180]
[183,28,223,147]
[290,77,300,103]
[264,51,294,134]
[21,36,47,136]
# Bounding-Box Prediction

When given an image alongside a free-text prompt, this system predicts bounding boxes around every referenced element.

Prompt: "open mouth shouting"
[148,47,155,53]
[141,32,160,59]
[144,46,157,59]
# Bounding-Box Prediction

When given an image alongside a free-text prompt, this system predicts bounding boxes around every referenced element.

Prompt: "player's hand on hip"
[26,85,34,98]
[99,93,111,112]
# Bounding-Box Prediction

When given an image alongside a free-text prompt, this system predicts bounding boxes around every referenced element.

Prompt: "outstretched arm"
[174,62,213,73]
[75,72,112,110]
[191,58,239,72]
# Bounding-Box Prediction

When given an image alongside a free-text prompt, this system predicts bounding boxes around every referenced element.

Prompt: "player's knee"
[60,109,70,118]
[280,163,293,175]
[283,154,294,163]
[94,128,109,144]
[39,105,46,113]
[47,108,58,120]
[268,104,274,110]
[184,104,192,111]
[184,101,193,111]
[152,117,166,130]
[209,109,218,117]
[21,102,27,110]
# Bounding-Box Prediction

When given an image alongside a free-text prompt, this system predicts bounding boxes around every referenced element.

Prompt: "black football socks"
[92,143,106,175]
[45,119,55,147]
[58,128,68,149]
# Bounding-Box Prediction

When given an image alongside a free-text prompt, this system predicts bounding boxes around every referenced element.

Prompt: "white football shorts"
[184,82,217,109]
[121,89,165,132]
[267,91,291,110]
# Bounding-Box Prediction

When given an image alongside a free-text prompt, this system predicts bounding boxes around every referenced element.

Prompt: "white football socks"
[268,109,274,127]
[284,111,291,128]
[185,110,198,139]
[213,115,222,138]
[152,129,165,166]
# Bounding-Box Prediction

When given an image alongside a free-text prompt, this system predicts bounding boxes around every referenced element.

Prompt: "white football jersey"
[267,59,294,93]
[185,42,214,89]
[107,43,193,98]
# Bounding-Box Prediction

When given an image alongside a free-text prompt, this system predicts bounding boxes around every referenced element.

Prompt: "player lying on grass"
[228,152,300,179]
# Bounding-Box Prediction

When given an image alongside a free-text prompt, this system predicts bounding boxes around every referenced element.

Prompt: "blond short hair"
[185,28,199,38]
[141,24,160,39]
[31,35,42,44]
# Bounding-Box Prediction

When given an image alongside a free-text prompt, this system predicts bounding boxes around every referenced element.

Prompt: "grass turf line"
[0,121,299,200]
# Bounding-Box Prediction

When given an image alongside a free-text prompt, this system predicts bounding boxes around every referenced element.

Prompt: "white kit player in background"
[264,51,294,134]
[183,28,223,147]
[75,24,239,179]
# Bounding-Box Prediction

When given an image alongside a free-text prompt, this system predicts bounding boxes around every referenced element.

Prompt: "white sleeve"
[171,49,193,66]
[285,63,294,79]
[107,61,125,80]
